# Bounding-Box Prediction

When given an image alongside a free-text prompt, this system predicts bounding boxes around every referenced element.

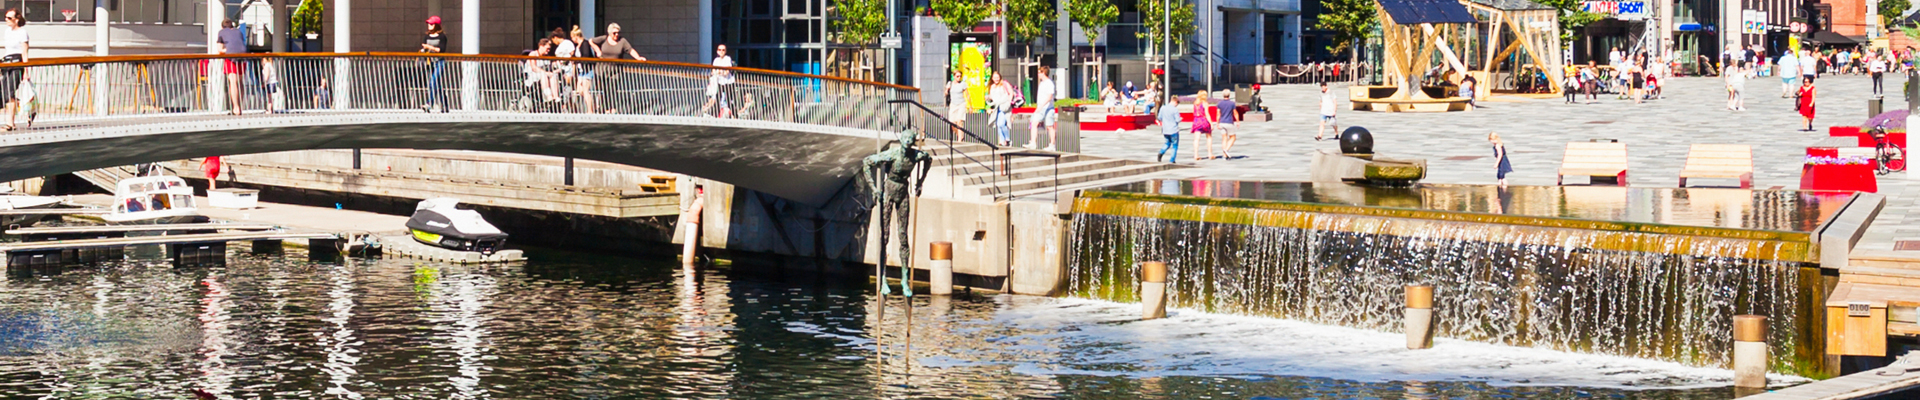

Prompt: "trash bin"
[1870,98,1883,117]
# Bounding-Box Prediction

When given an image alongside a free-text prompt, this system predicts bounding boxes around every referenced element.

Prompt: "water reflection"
[0,250,1766,399]
[1102,181,1849,232]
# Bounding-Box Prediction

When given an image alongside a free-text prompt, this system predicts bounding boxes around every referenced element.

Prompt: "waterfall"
[1066,194,1828,377]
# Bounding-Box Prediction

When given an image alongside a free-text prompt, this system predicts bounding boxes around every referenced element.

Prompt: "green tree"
[1134,0,1195,50]
[1004,0,1056,43]
[1314,0,1373,54]
[1882,0,1912,30]
[931,0,993,32]
[292,0,324,36]
[833,0,888,45]
[1069,0,1119,42]
[1534,0,1605,45]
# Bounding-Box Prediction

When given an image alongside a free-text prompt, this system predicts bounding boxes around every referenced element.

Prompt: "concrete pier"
[1734,315,1769,389]
[1141,261,1168,320]
[1405,285,1435,350]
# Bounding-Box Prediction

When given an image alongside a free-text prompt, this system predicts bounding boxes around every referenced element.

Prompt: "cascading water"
[1066,183,1835,378]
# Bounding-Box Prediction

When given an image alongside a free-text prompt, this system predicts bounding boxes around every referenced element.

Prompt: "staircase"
[72,164,167,192]
[921,141,1184,202]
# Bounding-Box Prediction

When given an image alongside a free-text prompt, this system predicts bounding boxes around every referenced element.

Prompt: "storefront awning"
[1377,0,1478,25]
[1808,30,1859,46]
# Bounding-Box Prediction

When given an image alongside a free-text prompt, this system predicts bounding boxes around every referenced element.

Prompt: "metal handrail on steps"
[885,99,1007,201]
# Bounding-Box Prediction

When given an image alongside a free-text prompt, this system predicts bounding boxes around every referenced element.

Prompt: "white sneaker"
[1023,142,1037,149]
[1043,145,1056,152]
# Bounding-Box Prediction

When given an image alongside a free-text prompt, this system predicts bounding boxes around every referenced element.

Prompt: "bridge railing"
[7,52,915,132]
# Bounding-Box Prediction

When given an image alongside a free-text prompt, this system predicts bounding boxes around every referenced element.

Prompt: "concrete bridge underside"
[0,111,894,205]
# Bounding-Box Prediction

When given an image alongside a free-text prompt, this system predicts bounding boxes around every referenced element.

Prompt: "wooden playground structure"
[1350,0,1562,112]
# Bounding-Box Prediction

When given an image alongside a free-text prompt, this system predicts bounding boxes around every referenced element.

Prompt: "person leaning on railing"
[0,7,26,130]
[589,23,645,114]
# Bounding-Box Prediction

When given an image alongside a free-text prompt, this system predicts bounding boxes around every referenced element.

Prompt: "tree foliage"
[1069,0,1119,42]
[1134,0,1195,50]
[931,0,993,32]
[1882,0,1913,30]
[1534,0,1605,45]
[1005,0,1056,42]
[292,0,325,36]
[833,0,889,45]
[1314,0,1373,53]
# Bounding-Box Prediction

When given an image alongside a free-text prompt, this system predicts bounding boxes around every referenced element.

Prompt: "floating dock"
[1,231,340,267]
[380,235,525,263]
[0,208,110,216]
[6,223,280,236]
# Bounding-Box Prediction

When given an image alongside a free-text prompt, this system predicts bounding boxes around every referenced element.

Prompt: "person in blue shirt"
[1156,95,1181,163]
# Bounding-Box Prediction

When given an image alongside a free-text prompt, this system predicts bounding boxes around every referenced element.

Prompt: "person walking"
[1156,95,1180,163]
[1026,66,1059,150]
[1217,93,1238,159]
[419,16,449,113]
[1628,57,1644,104]
[945,69,968,139]
[1798,78,1817,131]
[1191,91,1216,161]
[0,8,27,131]
[1799,50,1817,84]
[1563,65,1580,104]
[1727,62,1747,111]
[988,71,1013,146]
[1316,82,1336,140]
[1872,55,1888,95]
[703,44,736,118]
[1778,51,1799,98]
[216,19,246,115]
[1489,132,1512,188]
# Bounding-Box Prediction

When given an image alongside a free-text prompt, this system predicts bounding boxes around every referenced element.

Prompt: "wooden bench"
[1557,142,1629,185]
[1678,144,1753,188]
[637,175,677,193]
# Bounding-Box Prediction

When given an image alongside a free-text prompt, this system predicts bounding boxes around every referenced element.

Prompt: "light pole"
[1162,0,1169,104]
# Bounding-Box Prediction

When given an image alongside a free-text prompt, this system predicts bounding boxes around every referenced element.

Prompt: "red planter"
[1801,146,1878,192]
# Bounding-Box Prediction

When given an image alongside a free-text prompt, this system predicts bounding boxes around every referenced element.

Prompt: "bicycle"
[1871,121,1907,175]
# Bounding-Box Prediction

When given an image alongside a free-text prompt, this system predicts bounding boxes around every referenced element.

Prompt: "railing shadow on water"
[7,52,914,133]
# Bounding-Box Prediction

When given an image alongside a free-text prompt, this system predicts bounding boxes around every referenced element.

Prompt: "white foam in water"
[916,297,1808,390]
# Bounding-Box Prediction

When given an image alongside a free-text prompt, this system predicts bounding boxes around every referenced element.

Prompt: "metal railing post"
[91,63,107,116]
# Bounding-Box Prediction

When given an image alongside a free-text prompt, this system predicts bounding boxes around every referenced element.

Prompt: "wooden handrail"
[10,52,921,92]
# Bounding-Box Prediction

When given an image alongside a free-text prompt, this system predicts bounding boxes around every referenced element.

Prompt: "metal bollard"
[1733,315,1769,388]
[1405,284,1435,349]
[1141,261,1168,320]
[930,241,953,295]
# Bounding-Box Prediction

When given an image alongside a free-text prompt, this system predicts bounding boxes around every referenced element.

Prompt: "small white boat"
[104,176,209,225]
[0,191,66,227]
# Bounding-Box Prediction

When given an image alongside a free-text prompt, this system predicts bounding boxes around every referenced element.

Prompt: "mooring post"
[1141,261,1168,320]
[1405,284,1435,349]
[1733,314,1769,389]
[929,241,953,295]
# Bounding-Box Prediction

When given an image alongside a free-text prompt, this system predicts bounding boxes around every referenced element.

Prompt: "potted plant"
[292,0,324,51]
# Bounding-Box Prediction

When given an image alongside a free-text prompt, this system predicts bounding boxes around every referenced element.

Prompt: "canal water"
[0,247,1783,398]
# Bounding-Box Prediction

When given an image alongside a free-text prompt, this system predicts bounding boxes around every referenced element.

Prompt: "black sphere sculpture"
[1339,126,1373,155]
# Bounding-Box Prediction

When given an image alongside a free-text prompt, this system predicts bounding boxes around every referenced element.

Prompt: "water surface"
[0,248,1783,398]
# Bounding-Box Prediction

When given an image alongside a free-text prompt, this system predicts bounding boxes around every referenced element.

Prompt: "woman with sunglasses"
[2,8,28,130]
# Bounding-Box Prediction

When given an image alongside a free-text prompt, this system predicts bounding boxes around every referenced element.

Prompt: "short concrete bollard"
[929,242,954,296]
[1141,261,1168,320]
[1733,314,1769,388]
[1405,284,1435,350]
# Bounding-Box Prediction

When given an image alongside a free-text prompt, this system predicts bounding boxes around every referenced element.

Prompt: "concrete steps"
[920,139,1182,202]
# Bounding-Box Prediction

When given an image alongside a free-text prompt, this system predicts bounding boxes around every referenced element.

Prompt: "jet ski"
[405,198,508,255]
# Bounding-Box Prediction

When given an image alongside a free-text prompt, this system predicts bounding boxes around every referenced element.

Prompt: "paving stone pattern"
[1075,74,1920,250]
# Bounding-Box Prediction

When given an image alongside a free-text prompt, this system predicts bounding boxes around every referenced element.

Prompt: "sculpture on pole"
[863,128,933,296]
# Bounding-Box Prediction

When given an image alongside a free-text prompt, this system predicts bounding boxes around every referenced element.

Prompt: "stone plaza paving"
[1076,73,1920,250]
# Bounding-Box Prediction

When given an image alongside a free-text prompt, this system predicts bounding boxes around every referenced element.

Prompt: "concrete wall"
[1225,11,1262,65]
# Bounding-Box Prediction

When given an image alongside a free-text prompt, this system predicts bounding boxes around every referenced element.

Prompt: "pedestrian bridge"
[0,53,924,205]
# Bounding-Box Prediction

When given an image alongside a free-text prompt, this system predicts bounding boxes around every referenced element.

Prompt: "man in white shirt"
[1026,66,1059,151]
[1778,53,1800,98]
[1316,82,1337,141]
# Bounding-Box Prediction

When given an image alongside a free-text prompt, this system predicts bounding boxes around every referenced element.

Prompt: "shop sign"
[1582,1,1649,19]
